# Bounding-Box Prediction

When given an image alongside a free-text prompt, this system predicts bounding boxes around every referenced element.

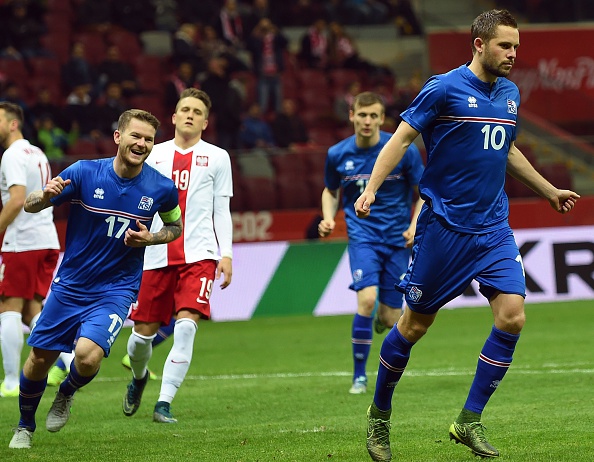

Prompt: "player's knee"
[496,310,526,334]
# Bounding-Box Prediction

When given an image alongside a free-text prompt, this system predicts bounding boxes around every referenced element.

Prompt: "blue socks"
[463,325,520,414]
[153,317,176,347]
[18,372,47,431]
[58,362,97,397]
[373,327,414,410]
[352,314,373,380]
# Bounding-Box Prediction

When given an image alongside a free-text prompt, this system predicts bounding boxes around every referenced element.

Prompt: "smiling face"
[114,117,156,169]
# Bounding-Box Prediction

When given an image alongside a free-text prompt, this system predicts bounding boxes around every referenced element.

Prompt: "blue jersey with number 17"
[401,64,520,234]
[325,131,424,247]
[50,158,179,297]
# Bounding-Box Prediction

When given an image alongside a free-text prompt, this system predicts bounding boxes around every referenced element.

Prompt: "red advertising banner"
[427,26,594,124]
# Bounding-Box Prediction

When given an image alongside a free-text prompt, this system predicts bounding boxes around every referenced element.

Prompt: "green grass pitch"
[1,300,592,461]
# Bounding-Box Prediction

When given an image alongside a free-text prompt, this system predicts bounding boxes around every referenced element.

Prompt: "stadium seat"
[241,176,278,211]
[269,152,308,177]
[306,171,327,206]
[41,32,71,63]
[295,69,328,90]
[128,95,166,122]
[276,173,314,209]
[132,54,165,76]
[539,163,573,190]
[328,69,362,89]
[308,128,338,148]
[72,32,107,65]
[28,56,62,79]
[136,72,164,96]
[26,77,63,105]
[96,136,116,157]
[106,29,143,63]
[67,138,99,159]
[44,12,73,36]
[298,148,327,174]
[0,59,28,83]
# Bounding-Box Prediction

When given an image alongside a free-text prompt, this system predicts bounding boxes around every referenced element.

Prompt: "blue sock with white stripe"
[352,314,373,380]
[463,325,520,415]
[152,317,175,347]
[373,327,413,411]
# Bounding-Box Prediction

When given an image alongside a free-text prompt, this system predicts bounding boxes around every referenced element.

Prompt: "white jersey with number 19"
[143,139,233,270]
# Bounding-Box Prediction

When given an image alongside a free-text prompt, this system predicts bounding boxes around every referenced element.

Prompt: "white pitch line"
[93,366,594,383]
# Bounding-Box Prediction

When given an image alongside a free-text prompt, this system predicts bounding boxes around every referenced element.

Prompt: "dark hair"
[176,88,212,117]
[471,9,518,53]
[117,109,160,132]
[0,101,24,129]
[352,92,385,113]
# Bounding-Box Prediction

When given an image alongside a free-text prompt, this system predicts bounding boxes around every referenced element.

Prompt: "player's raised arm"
[355,121,420,218]
[24,176,72,213]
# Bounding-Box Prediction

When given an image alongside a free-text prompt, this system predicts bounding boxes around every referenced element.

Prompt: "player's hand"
[318,219,335,237]
[402,228,415,248]
[124,220,152,247]
[216,256,233,289]
[549,189,580,214]
[43,176,71,198]
[355,191,375,218]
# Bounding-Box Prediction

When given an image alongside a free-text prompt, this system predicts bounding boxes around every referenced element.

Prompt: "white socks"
[159,318,197,403]
[60,351,75,371]
[0,311,24,389]
[127,329,156,380]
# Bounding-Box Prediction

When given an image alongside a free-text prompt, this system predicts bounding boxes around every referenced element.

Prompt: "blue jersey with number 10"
[50,158,179,297]
[401,64,520,234]
[325,131,424,247]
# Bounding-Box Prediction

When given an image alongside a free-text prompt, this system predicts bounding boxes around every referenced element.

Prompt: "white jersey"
[143,138,233,270]
[0,139,60,252]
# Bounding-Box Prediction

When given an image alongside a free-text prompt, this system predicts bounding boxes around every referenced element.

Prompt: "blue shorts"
[27,288,134,357]
[348,242,410,308]
[398,207,526,315]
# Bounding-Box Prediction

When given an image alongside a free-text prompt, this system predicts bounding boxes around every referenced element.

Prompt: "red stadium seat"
[28,57,62,79]
[0,59,29,83]
[96,136,116,157]
[269,152,308,177]
[106,29,143,62]
[295,69,328,90]
[41,32,71,63]
[539,163,573,190]
[240,177,278,211]
[275,173,314,210]
[328,69,362,89]
[128,95,166,122]
[308,128,338,148]
[72,32,107,65]
[67,138,99,159]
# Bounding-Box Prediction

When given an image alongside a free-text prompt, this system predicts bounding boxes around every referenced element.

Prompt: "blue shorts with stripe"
[348,242,410,308]
[397,207,526,315]
[27,287,134,357]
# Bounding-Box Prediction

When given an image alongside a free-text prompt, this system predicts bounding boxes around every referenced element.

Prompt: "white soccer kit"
[0,139,59,252]
[143,139,233,270]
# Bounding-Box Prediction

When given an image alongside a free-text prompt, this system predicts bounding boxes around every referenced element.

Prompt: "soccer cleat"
[47,366,68,387]
[46,392,74,432]
[0,382,19,398]
[373,314,388,334]
[449,421,500,458]
[9,427,33,449]
[121,354,158,380]
[349,376,368,394]
[122,372,150,417]
[366,404,392,461]
[153,401,178,423]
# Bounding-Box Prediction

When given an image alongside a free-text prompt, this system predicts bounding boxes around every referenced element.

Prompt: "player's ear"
[113,130,121,145]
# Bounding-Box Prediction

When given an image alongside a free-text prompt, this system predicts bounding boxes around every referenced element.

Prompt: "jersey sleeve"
[2,150,27,188]
[214,151,233,197]
[324,149,341,191]
[157,181,181,220]
[50,161,81,207]
[400,76,447,133]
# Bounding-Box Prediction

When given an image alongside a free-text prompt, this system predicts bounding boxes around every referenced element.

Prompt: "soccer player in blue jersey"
[318,91,424,395]
[8,109,184,450]
[355,10,580,461]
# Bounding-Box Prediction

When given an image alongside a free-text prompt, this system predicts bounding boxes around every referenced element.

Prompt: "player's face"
[114,118,156,167]
[481,25,519,78]
[350,103,385,139]
[173,97,208,137]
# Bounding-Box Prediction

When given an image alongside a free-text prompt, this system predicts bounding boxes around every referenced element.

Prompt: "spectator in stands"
[271,98,309,149]
[61,41,96,96]
[327,21,393,80]
[387,0,424,36]
[216,0,246,49]
[1,1,48,60]
[299,18,329,69]
[177,0,219,25]
[341,0,389,25]
[112,0,156,34]
[246,17,288,115]
[164,61,199,114]
[334,80,362,125]
[200,57,243,150]
[171,23,204,73]
[29,87,66,130]
[96,82,129,137]
[199,24,249,75]
[63,84,102,140]
[96,45,139,98]
[75,0,113,34]
[240,102,275,149]
[150,0,179,32]
[36,114,78,160]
